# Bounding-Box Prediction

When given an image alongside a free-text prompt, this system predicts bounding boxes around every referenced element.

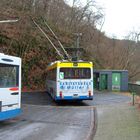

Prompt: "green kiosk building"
[93,70,128,91]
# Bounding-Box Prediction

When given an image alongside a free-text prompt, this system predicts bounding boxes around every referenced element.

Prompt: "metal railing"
[128,83,140,105]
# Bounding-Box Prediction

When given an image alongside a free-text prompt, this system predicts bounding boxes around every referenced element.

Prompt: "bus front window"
[0,64,18,87]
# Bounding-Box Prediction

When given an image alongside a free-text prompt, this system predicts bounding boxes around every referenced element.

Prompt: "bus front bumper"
[55,96,93,101]
[0,108,21,121]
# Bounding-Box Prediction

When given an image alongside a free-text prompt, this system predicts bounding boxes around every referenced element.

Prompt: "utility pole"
[136,33,140,43]
[64,32,83,61]
[74,33,82,60]
[32,0,36,13]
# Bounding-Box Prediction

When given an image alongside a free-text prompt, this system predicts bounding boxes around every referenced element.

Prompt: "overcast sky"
[66,0,140,39]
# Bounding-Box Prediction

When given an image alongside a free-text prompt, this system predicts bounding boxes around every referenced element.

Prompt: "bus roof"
[0,53,21,65]
[47,60,93,70]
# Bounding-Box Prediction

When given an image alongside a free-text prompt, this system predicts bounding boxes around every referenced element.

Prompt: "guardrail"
[128,83,140,105]
[128,83,140,95]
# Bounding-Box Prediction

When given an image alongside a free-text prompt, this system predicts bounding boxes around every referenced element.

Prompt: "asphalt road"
[21,91,131,106]
[0,105,95,140]
[0,91,131,140]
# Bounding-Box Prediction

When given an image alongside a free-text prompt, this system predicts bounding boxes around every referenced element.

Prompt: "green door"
[94,74,99,89]
[100,74,108,90]
[112,73,121,91]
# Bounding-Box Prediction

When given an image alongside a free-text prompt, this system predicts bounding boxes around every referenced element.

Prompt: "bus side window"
[47,68,56,81]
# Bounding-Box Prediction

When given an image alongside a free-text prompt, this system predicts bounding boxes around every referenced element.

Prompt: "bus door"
[0,64,20,112]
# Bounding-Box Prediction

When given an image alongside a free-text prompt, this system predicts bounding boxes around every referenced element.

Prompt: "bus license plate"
[73,94,79,98]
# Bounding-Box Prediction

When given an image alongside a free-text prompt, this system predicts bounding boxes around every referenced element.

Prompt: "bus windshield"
[0,64,19,87]
[60,68,91,79]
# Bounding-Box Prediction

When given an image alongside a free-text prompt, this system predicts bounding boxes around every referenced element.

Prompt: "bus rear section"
[56,62,93,101]
[0,54,21,121]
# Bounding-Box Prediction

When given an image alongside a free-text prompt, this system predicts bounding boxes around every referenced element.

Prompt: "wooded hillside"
[0,0,140,90]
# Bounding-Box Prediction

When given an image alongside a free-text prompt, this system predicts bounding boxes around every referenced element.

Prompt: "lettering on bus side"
[59,81,91,90]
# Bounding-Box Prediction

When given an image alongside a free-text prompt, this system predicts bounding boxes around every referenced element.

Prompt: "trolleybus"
[0,53,21,121]
[46,61,93,101]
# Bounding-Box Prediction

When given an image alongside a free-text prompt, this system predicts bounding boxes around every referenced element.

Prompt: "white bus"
[46,61,93,101]
[0,53,21,121]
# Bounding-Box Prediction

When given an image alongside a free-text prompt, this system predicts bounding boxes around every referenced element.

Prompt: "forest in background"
[0,0,140,90]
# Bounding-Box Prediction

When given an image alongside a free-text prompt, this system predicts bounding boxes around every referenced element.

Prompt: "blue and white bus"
[0,53,21,121]
[46,60,93,101]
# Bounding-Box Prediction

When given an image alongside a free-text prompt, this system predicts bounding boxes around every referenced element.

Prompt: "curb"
[22,91,46,94]
[85,107,97,140]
